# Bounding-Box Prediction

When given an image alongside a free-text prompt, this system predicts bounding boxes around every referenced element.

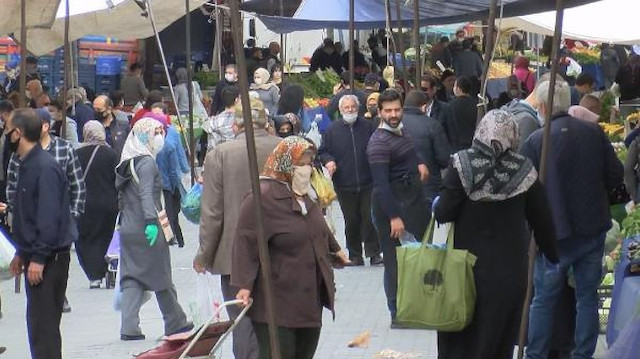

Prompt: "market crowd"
[0,28,639,359]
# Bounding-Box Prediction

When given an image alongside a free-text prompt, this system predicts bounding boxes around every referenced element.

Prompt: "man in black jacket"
[318,94,382,266]
[402,90,452,205]
[211,64,239,115]
[421,75,458,150]
[4,108,71,359]
[449,76,479,151]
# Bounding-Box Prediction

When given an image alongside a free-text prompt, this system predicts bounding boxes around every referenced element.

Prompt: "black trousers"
[221,275,259,359]
[25,251,70,359]
[372,177,428,318]
[163,189,184,246]
[252,321,321,359]
[335,188,380,259]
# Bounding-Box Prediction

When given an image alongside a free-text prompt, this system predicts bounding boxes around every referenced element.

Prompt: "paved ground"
[0,202,608,358]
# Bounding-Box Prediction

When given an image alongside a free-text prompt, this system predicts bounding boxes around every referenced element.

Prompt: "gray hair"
[338,94,359,110]
[534,75,571,115]
[234,97,267,129]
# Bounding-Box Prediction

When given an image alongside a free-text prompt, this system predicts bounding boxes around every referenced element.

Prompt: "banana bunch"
[627,111,640,124]
[600,123,624,136]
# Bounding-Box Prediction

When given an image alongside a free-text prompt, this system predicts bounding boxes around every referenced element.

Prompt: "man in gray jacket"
[193,97,280,359]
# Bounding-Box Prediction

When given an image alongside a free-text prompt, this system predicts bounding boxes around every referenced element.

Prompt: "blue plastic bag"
[181,183,203,224]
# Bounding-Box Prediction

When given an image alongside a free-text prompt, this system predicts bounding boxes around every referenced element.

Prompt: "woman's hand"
[236,289,252,307]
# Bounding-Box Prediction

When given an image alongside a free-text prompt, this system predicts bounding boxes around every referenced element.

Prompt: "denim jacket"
[156,126,190,193]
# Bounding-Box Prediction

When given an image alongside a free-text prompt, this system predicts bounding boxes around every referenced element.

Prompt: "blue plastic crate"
[96,56,122,76]
[95,74,120,94]
[37,56,55,73]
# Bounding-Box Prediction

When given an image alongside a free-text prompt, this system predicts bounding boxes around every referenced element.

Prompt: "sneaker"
[89,280,101,289]
[370,255,384,266]
[0,346,6,354]
[120,334,145,341]
[345,257,364,267]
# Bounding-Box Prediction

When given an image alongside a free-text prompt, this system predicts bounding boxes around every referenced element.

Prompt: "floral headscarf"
[119,117,165,165]
[452,109,537,201]
[81,120,107,147]
[262,136,315,183]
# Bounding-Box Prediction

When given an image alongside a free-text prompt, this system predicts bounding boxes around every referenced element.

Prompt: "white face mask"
[153,134,165,155]
[254,76,265,86]
[342,113,357,124]
[225,73,236,83]
[292,165,313,196]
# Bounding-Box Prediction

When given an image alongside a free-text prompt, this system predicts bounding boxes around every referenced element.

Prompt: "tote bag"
[396,218,477,331]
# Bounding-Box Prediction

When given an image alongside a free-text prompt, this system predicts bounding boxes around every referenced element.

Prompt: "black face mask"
[94,110,109,121]
[278,130,294,138]
[368,106,378,118]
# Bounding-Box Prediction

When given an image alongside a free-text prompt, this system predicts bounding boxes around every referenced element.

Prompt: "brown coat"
[195,131,281,275]
[232,179,342,328]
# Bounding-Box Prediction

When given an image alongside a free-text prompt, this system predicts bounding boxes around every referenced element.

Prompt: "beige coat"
[194,130,281,274]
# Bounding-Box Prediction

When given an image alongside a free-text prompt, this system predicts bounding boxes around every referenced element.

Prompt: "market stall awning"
[256,0,601,34]
[240,0,303,17]
[0,0,60,37]
[500,0,640,45]
[8,0,202,56]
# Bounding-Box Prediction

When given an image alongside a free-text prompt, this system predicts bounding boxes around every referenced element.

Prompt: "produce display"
[287,69,342,100]
[568,47,600,65]
[612,142,627,164]
[488,61,512,79]
[627,111,640,124]
[171,114,207,146]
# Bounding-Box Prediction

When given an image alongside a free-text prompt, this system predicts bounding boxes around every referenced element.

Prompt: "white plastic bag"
[188,273,220,328]
[432,221,451,246]
[0,231,15,272]
[306,122,322,148]
[566,57,583,78]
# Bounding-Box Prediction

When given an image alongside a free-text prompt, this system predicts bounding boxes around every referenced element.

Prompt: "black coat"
[318,117,374,192]
[68,101,94,142]
[430,100,458,151]
[401,107,451,199]
[449,95,478,151]
[434,165,558,359]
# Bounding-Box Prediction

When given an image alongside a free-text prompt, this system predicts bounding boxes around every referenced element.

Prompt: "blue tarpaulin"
[255,0,599,34]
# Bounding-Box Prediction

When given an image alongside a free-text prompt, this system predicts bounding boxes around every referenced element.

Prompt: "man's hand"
[9,255,23,276]
[418,164,429,183]
[27,262,44,286]
[193,258,206,274]
[0,202,7,214]
[236,289,252,307]
[325,161,337,177]
[390,217,405,239]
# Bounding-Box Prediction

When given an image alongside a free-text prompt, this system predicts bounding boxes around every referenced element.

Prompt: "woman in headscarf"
[434,110,559,359]
[232,136,349,359]
[251,67,280,116]
[364,92,381,127]
[115,118,192,341]
[273,113,302,138]
[174,67,208,118]
[76,121,119,288]
[513,56,536,95]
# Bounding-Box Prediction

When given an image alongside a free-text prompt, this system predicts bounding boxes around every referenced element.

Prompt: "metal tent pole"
[516,1,566,358]
[477,0,498,120]
[394,0,408,89]
[145,0,190,157]
[62,0,70,139]
[186,0,195,183]
[349,0,355,89]
[228,1,282,358]
[413,0,420,87]
[18,0,27,108]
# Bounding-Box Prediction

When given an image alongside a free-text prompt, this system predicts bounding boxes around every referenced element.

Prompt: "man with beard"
[366,89,429,327]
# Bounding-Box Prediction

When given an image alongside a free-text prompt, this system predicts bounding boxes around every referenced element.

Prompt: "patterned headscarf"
[452,109,537,201]
[262,136,315,183]
[81,120,107,147]
[119,117,165,165]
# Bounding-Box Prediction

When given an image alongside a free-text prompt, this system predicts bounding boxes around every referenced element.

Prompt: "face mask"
[25,90,32,100]
[368,106,378,117]
[94,110,108,121]
[291,165,313,196]
[153,134,165,154]
[342,113,357,124]
[381,118,404,135]
[225,73,236,83]
[254,76,265,86]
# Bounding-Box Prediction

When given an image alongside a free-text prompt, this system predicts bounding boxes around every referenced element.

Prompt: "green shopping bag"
[396,218,477,331]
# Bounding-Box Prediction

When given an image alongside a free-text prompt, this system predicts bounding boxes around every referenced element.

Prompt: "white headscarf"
[119,117,165,165]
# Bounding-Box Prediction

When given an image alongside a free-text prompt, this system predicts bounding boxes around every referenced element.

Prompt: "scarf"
[80,120,107,148]
[118,117,164,165]
[262,136,314,183]
[452,109,537,201]
[250,68,275,91]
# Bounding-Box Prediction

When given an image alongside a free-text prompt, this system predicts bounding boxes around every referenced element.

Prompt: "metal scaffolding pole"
[186,0,195,183]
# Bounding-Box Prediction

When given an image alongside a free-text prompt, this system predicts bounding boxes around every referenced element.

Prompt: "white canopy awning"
[501,0,640,45]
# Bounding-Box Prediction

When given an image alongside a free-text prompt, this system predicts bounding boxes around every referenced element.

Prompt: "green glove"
[145,224,159,246]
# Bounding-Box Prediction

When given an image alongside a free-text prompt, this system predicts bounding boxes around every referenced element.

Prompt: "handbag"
[310,168,336,208]
[129,159,175,242]
[396,217,477,331]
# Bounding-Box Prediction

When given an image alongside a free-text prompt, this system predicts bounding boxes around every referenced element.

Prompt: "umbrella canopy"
[6,0,202,56]
[256,0,601,33]
[500,0,640,45]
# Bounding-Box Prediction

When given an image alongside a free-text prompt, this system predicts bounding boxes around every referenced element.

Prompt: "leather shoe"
[120,334,145,341]
[370,255,384,266]
[346,257,364,267]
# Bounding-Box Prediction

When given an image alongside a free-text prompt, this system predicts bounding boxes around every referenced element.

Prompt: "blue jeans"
[526,233,605,359]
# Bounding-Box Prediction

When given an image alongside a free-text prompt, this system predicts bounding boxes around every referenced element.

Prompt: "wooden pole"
[394,0,407,90]
[227,1,281,358]
[18,0,27,108]
[516,1,565,358]
[412,0,420,87]
[348,0,355,90]
[62,0,70,139]
[477,0,498,120]
[186,0,195,184]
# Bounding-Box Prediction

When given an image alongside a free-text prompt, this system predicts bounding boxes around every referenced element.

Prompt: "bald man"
[579,95,601,116]
[92,95,130,158]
